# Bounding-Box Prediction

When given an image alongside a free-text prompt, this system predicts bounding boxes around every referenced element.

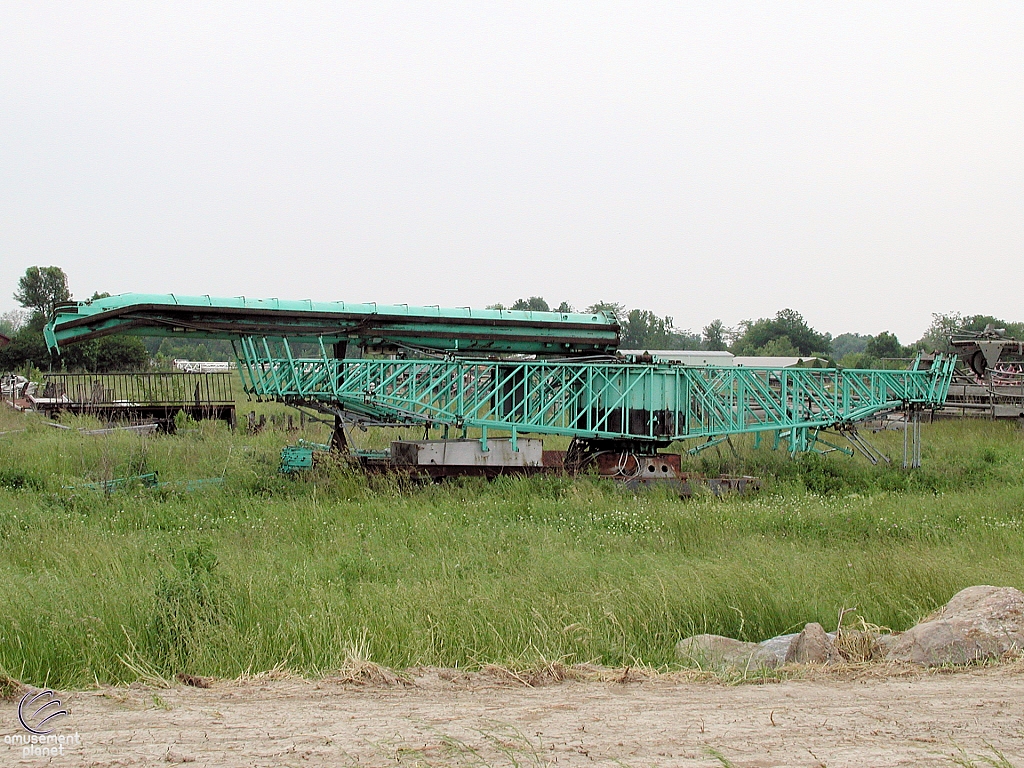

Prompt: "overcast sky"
[2,2,1022,342]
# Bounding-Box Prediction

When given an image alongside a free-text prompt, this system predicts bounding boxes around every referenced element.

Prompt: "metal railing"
[41,372,234,407]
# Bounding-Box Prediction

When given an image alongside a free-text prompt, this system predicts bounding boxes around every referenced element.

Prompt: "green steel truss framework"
[235,337,956,452]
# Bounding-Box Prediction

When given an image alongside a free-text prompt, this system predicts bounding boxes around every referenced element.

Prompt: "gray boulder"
[884,585,1024,666]
[676,634,782,670]
[757,632,799,666]
[785,622,840,664]
[872,632,900,657]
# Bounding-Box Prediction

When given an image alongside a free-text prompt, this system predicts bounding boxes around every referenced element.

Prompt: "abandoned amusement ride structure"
[36,293,983,486]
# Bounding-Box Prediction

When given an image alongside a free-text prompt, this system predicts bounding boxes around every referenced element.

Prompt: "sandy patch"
[3,666,1023,767]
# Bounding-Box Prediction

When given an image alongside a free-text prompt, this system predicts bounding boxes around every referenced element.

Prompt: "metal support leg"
[331,414,350,454]
[902,407,922,469]
[843,425,890,465]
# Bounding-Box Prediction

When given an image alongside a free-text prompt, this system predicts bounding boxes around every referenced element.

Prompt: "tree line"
[0,266,149,373]
[490,296,1024,368]
[2,268,1021,374]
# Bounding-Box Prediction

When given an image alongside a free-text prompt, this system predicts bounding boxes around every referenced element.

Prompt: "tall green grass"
[1,407,1023,688]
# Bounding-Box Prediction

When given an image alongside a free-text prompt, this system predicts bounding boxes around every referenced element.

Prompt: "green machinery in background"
[45,293,957,475]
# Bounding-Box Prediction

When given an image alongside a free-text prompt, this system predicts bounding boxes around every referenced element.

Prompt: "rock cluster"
[676,585,1024,670]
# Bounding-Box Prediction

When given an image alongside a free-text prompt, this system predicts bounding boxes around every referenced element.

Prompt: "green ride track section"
[235,336,957,453]
[44,293,620,358]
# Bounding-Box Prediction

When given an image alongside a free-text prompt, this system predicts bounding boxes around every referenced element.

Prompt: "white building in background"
[173,360,237,374]
[619,350,737,366]
[733,356,825,368]
[620,350,825,368]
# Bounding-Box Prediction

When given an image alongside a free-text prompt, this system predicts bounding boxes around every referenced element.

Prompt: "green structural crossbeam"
[236,337,957,445]
[44,293,620,358]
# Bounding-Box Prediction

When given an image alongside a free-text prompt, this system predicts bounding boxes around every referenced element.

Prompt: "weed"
[0,468,43,491]
[333,632,410,686]
[0,666,25,700]
[368,723,558,767]
[950,745,1017,768]
[149,541,229,672]
[704,747,735,767]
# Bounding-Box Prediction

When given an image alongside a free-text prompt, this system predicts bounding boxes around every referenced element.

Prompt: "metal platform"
[931,378,1024,420]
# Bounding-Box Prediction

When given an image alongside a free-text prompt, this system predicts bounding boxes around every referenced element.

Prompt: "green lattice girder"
[236,337,956,444]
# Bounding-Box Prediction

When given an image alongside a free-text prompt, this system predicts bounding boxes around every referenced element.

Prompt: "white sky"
[1,2,1022,342]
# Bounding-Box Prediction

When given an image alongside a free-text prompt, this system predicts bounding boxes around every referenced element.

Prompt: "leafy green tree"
[510,297,550,312]
[865,331,903,359]
[838,351,875,369]
[13,266,71,320]
[0,310,28,342]
[615,310,701,350]
[0,326,50,370]
[914,312,965,353]
[757,336,801,357]
[669,330,703,350]
[731,309,831,357]
[90,336,150,372]
[620,309,677,349]
[2,270,149,372]
[831,332,870,359]
[490,298,573,313]
[145,337,234,361]
[702,319,728,351]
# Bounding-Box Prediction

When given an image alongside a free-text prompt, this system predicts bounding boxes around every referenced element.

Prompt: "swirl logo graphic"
[18,689,68,735]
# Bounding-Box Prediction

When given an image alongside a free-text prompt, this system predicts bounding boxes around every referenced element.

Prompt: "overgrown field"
[2,403,1024,689]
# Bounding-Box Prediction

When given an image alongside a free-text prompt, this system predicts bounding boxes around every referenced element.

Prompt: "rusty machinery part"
[559,439,736,492]
[564,437,667,477]
[564,438,609,475]
[950,327,1024,379]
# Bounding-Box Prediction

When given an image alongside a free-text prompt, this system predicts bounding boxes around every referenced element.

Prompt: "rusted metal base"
[349,438,759,496]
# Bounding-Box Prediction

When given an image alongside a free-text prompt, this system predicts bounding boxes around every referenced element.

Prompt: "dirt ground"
[3,666,1024,767]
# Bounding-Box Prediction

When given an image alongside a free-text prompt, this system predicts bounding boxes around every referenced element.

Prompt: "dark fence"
[37,372,236,428]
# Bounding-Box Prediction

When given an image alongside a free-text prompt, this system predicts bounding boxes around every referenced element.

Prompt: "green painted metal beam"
[44,293,620,358]
[236,336,957,446]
